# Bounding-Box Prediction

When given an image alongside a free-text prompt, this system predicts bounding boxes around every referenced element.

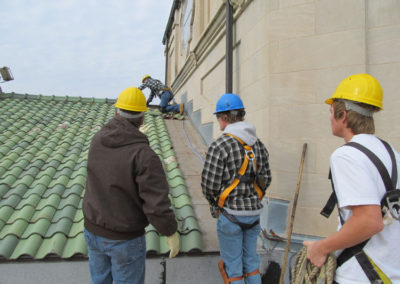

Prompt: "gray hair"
[116,108,144,119]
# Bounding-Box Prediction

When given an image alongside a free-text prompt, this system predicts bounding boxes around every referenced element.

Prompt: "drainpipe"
[365,0,369,74]
[226,0,233,93]
[165,38,169,85]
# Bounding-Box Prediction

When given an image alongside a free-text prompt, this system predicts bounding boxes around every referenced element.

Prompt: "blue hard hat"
[214,93,245,114]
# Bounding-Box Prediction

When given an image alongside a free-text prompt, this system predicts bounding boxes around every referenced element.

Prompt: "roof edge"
[162,0,181,45]
[0,92,116,104]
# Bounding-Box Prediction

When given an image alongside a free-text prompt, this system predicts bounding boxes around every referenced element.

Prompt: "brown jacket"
[83,116,177,239]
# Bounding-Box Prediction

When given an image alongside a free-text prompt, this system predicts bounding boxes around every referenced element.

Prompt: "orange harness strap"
[218,260,244,283]
[219,260,260,283]
[217,134,264,209]
[218,149,249,208]
[244,269,260,278]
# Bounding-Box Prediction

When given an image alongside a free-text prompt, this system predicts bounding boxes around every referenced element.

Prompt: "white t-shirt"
[331,134,400,284]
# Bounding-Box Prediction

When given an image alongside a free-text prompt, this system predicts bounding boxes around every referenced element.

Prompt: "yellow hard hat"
[142,75,151,83]
[114,87,148,112]
[325,74,383,109]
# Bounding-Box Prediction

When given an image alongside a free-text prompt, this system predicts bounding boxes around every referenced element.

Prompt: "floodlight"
[0,67,14,82]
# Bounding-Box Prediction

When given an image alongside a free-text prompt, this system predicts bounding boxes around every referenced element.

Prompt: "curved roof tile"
[0,93,203,260]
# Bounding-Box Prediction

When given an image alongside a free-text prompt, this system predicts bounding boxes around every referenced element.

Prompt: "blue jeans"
[160,91,179,113]
[217,214,261,284]
[84,229,146,284]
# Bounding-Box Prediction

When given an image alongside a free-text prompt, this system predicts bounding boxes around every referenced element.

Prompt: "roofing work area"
[0,93,294,283]
[0,93,203,260]
[2,0,400,283]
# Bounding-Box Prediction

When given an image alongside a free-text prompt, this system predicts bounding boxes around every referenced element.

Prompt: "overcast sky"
[0,0,174,100]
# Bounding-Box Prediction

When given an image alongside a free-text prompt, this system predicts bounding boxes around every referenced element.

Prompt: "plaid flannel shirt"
[138,78,171,104]
[201,134,271,211]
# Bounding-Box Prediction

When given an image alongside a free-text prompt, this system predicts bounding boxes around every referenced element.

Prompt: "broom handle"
[279,143,307,284]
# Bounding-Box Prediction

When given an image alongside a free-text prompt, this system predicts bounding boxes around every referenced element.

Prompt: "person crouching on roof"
[201,93,272,284]
[138,74,184,115]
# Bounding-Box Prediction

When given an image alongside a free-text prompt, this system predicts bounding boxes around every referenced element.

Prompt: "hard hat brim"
[142,75,151,83]
[326,74,383,109]
[114,102,148,112]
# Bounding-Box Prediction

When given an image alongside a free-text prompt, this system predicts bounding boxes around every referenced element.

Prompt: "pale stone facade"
[163,0,400,238]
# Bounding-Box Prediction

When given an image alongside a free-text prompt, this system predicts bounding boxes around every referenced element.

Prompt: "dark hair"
[119,108,142,116]
[216,109,245,123]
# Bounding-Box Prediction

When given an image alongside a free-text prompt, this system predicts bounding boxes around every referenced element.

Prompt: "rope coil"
[292,246,337,284]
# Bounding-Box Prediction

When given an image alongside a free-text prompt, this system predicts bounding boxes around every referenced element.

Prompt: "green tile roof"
[0,93,202,260]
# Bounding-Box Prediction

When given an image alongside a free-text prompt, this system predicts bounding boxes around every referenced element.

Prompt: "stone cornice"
[171,3,226,93]
[171,0,253,93]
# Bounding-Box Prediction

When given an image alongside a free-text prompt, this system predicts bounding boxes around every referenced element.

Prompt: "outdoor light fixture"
[0,66,14,82]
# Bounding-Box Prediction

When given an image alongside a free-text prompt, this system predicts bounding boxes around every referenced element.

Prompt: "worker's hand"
[139,123,151,134]
[167,232,180,258]
[303,241,327,268]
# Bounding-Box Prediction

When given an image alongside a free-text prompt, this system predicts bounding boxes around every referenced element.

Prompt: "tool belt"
[320,138,398,283]
[160,87,172,92]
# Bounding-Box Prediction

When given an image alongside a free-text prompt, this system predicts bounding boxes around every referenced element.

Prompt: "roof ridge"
[0,92,117,104]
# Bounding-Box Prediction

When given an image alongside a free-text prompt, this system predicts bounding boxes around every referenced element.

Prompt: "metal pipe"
[365,0,369,73]
[165,38,169,85]
[225,0,233,93]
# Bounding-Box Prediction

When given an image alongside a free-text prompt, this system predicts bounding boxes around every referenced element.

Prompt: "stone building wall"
[164,0,400,238]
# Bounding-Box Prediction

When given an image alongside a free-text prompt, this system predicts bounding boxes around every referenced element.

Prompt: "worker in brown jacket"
[83,87,179,284]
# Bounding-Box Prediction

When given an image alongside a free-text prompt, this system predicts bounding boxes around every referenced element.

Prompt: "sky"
[0,0,174,100]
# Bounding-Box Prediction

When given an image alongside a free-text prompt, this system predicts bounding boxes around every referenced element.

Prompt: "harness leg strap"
[243,269,260,278]
[218,260,243,283]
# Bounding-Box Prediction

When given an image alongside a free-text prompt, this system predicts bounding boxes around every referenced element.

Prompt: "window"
[181,0,193,56]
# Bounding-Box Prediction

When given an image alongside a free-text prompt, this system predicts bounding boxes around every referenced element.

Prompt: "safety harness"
[217,133,264,230]
[218,260,260,284]
[218,134,264,205]
[321,139,399,283]
[217,133,265,283]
